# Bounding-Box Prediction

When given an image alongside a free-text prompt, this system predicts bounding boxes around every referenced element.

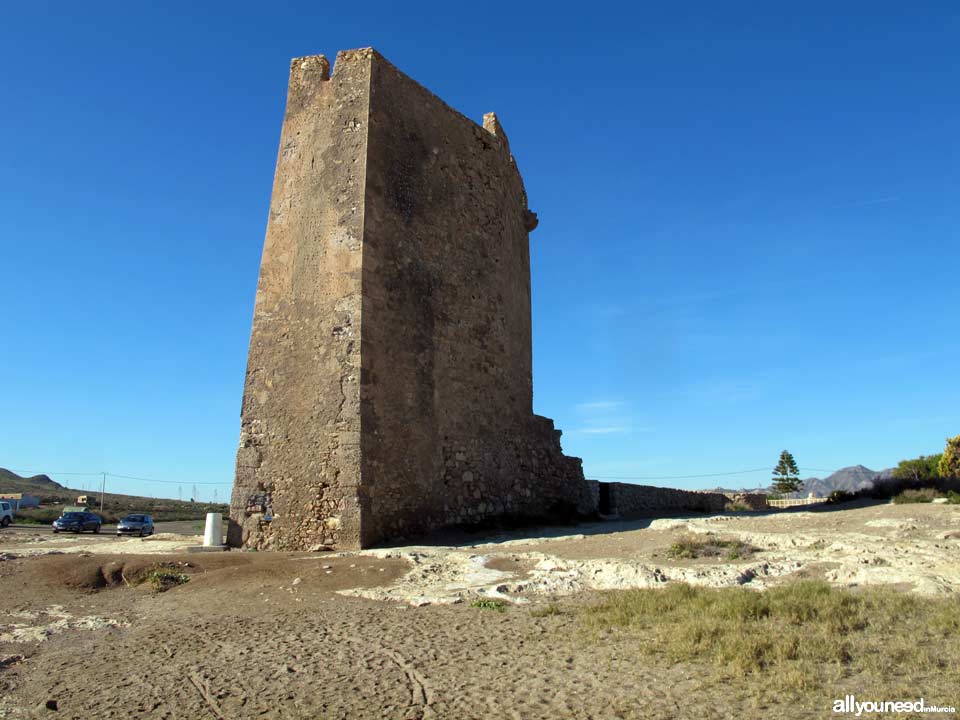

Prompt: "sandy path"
[0,502,958,718]
[0,562,759,719]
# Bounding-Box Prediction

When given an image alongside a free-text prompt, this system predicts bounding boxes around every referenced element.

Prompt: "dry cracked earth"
[0,500,958,719]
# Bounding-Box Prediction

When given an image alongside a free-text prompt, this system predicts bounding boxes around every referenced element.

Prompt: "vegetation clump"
[138,563,191,592]
[470,598,508,612]
[892,454,943,484]
[13,507,62,525]
[583,581,960,692]
[939,435,960,479]
[667,535,758,561]
[893,488,942,504]
[891,488,960,504]
[859,448,959,501]
[530,602,563,617]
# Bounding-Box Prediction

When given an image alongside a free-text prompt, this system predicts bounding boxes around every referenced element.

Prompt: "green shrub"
[938,436,960,479]
[470,598,508,612]
[14,507,62,524]
[145,568,189,591]
[133,563,191,592]
[667,535,758,561]
[892,488,941,504]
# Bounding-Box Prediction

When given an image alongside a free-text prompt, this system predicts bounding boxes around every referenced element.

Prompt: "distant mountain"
[801,465,884,497]
[707,484,772,495]
[0,467,65,496]
[709,464,895,497]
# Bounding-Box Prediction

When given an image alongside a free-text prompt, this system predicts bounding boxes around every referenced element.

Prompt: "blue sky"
[1,2,957,499]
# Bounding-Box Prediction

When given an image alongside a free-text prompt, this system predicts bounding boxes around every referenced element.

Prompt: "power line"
[107,472,230,486]
[10,470,232,486]
[10,470,102,476]
[14,464,844,487]
[592,467,769,481]
[590,466,838,481]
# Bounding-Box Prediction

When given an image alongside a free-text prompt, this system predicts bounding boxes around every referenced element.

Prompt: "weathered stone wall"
[230,48,585,550]
[228,51,371,550]
[724,492,769,510]
[357,53,583,545]
[602,483,728,516]
[578,479,601,516]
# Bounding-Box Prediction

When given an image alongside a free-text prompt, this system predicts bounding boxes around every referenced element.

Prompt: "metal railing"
[767,497,828,508]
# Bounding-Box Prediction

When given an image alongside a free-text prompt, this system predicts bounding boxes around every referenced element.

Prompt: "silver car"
[116,514,154,537]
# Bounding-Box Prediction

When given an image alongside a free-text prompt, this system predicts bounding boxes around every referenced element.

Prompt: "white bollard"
[203,512,223,547]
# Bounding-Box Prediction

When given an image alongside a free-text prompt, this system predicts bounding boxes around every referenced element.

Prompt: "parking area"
[0,521,223,557]
[2,520,204,536]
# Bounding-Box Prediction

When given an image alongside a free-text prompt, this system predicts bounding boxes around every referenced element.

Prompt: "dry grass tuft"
[583,581,960,692]
[667,535,758,560]
[530,602,564,617]
[893,488,942,504]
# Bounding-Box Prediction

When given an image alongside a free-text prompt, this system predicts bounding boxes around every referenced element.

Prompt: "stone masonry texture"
[229,48,586,550]
[601,484,729,516]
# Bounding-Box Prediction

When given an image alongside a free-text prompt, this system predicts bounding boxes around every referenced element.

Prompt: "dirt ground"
[0,500,957,719]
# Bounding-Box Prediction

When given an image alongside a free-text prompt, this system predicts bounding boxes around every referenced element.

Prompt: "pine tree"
[772,450,802,495]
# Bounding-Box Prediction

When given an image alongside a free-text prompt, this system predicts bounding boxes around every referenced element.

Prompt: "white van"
[0,501,13,528]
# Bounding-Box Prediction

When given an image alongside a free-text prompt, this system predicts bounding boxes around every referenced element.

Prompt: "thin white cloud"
[575,400,625,411]
[570,425,656,435]
[678,381,759,404]
[569,400,652,436]
[853,196,900,207]
[572,303,626,320]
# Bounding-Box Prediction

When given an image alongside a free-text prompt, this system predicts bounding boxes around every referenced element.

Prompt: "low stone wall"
[601,483,727,516]
[723,493,769,511]
[578,479,600,516]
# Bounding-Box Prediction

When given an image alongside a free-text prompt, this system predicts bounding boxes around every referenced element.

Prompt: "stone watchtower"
[229,48,586,550]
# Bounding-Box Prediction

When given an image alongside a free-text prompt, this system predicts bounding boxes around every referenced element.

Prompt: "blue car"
[52,511,102,534]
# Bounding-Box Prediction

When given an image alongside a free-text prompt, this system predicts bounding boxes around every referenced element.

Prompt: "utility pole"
[100,472,106,513]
